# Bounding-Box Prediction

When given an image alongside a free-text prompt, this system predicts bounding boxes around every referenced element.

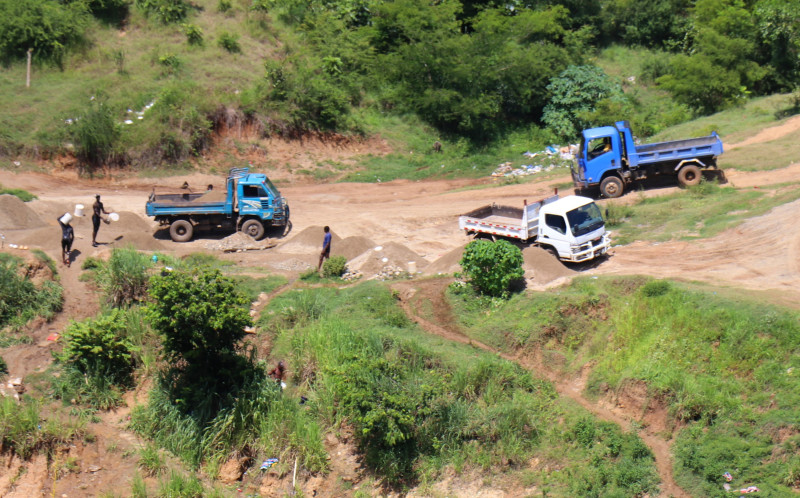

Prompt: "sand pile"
[347,242,428,278]
[335,235,376,261]
[114,211,153,231]
[205,232,277,252]
[277,225,342,254]
[0,195,45,230]
[522,246,575,282]
[106,232,166,252]
[5,227,57,248]
[425,244,466,275]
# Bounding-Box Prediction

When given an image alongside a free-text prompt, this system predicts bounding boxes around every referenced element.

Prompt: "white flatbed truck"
[458,193,611,262]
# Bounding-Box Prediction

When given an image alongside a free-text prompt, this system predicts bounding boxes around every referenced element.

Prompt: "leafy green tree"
[542,65,622,139]
[147,268,254,418]
[459,239,524,298]
[0,0,89,66]
[754,0,800,91]
[601,0,689,48]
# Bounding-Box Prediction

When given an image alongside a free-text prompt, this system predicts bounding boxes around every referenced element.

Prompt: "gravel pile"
[205,232,276,252]
[271,258,313,272]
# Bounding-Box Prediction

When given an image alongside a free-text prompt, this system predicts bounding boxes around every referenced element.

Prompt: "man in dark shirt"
[318,226,332,272]
[58,214,74,267]
[92,194,109,247]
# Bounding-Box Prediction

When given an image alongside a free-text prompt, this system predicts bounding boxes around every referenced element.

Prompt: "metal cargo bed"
[458,195,557,241]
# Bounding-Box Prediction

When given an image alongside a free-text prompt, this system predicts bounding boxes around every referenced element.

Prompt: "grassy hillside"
[449,276,800,496]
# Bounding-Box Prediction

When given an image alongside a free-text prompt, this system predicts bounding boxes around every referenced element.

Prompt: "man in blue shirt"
[318,226,331,272]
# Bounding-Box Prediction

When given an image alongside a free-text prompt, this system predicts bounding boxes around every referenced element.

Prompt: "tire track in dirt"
[392,280,688,498]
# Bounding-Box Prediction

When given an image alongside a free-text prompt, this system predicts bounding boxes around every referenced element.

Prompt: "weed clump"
[322,255,347,278]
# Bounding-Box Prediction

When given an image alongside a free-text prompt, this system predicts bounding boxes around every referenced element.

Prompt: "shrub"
[217,31,240,53]
[459,239,524,298]
[57,310,136,385]
[70,98,122,173]
[217,0,232,13]
[0,256,62,335]
[0,0,89,66]
[138,444,165,476]
[0,355,6,375]
[158,53,182,75]
[640,279,671,298]
[322,255,347,278]
[134,0,189,23]
[100,247,152,307]
[181,23,203,46]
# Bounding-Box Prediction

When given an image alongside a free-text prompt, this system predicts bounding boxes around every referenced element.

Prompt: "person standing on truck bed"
[92,194,109,247]
[318,226,332,272]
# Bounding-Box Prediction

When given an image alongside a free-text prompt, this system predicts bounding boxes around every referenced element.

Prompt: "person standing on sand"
[92,194,109,247]
[318,226,332,272]
[58,214,74,267]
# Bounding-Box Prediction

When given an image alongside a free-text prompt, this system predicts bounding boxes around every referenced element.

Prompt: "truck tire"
[600,176,624,198]
[169,219,194,242]
[678,164,702,187]
[241,219,265,240]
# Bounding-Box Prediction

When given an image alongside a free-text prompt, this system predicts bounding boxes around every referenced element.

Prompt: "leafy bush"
[181,23,203,46]
[57,310,136,385]
[322,255,347,278]
[217,31,240,53]
[459,239,524,298]
[158,53,182,75]
[0,0,89,66]
[70,98,122,172]
[134,0,189,23]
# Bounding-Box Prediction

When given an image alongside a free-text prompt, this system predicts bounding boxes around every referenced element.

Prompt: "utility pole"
[26,49,32,88]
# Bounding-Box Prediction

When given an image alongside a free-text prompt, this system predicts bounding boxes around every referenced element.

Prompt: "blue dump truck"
[146,167,289,242]
[571,120,724,198]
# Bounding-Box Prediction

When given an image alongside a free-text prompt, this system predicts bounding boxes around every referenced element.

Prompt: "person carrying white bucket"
[92,194,110,247]
[58,213,74,267]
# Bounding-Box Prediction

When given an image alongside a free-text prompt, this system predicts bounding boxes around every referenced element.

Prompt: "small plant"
[112,49,126,74]
[604,202,634,227]
[181,23,203,46]
[640,279,671,297]
[138,444,165,476]
[158,470,205,496]
[250,0,270,13]
[135,0,189,24]
[322,255,347,278]
[217,31,241,53]
[0,355,7,375]
[459,239,524,298]
[217,0,232,12]
[158,53,182,75]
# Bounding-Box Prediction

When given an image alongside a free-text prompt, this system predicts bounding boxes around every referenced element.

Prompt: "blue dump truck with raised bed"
[571,120,724,198]
[145,167,289,242]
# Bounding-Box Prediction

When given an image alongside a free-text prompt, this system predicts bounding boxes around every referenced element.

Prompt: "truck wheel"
[169,219,193,242]
[600,176,623,198]
[678,164,702,187]
[241,219,265,240]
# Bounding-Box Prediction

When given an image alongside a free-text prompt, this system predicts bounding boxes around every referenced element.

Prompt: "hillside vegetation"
[1,0,798,176]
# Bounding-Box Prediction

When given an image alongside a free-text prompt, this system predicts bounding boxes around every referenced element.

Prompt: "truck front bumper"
[563,233,612,262]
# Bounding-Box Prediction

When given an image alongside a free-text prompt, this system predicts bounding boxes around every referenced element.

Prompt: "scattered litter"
[374,245,383,251]
[381,257,388,263]
[300,396,308,405]
[738,486,759,494]
[260,458,278,470]
[46,333,60,341]
[724,472,733,482]
[124,119,133,125]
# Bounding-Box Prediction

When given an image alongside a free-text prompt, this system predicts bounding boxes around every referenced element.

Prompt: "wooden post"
[26,49,32,88]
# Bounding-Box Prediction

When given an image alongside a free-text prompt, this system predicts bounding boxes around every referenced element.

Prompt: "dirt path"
[726,114,800,150]
[392,279,688,498]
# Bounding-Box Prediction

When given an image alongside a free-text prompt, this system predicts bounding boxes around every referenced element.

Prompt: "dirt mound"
[347,241,428,278]
[4,227,56,248]
[522,246,575,282]
[335,235,376,261]
[0,195,45,230]
[425,244,465,275]
[114,211,153,231]
[205,231,277,252]
[277,225,342,254]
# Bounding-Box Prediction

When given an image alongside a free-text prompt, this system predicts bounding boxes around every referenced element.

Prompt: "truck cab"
[237,174,288,226]
[538,196,610,262]
[573,126,625,197]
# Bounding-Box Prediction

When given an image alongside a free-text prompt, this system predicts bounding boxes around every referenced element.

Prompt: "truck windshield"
[263,179,279,196]
[566,202,604,237]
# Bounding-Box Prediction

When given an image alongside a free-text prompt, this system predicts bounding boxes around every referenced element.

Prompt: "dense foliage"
[459,239,524,298]
[0,253,62,337]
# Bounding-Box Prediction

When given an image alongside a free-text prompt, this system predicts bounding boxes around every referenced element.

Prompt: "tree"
[459,239,524,298]
[542,65,622,139]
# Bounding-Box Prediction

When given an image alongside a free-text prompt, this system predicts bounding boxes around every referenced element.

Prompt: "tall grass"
[0,253,62,344]
[0,397,85,459]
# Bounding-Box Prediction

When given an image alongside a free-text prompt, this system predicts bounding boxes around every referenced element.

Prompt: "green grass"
[0,252,63,345]
[256,281,658,493]
[0,184,37,201]
[448,275,800,496]
[600,181,800,245]
[0,396,86,459]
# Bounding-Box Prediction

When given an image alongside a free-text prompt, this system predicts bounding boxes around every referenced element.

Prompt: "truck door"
[540,213,572,256]
[239,184,269,218]
[583,135,619,183]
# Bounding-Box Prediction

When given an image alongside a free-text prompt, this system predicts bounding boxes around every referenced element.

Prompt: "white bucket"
[108,212,120,222]
[74,204,84,217]
[59,213,73,225]
[408,261,417,274]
